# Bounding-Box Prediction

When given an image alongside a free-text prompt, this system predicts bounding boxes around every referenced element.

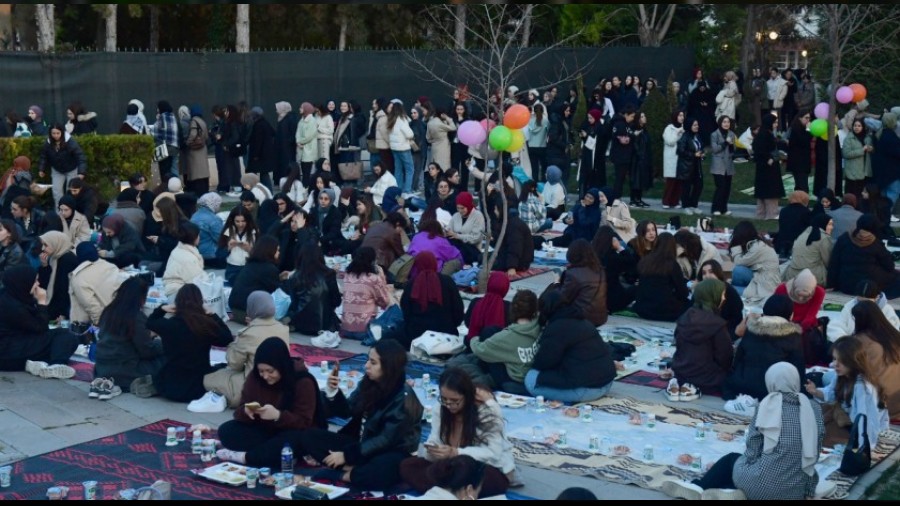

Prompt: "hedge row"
[0,135,154,201]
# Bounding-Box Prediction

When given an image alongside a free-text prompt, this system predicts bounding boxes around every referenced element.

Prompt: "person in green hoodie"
[471,290,541,393]
[671,279,734,393]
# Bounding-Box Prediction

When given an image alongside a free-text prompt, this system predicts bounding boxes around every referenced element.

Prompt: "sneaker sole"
[665,392,682,402]
[25,361,49,376]
[662,481,702,501]
[39,365,76,380]
[99,388,122,401]
[700,489,747,500]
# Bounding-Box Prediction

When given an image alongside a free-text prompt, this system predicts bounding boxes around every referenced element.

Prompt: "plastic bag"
[272,288,292,321]
[192,272,227,320]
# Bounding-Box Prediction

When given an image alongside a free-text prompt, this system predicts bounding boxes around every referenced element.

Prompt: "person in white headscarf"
[127,99,149,135]
[662,362,829,501]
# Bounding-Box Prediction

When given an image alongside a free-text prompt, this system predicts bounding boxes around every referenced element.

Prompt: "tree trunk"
[149,5,159,51]
[104,4,117,52]
[35,3,55,52]
[827,39,841,191]
[740,4,757,83]
[521,5,534,48]
[636,4,676,48]
[338,16,348,51]
[454,4,466,50]
[236,4,250,53]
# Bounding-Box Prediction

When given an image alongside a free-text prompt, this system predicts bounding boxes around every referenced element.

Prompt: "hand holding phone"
[245,402,262,411]
[327,362,341,391]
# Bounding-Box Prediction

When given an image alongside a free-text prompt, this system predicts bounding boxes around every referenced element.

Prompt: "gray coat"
[184,117,211,181]
[710,129,737,176]
[828,206,862,242]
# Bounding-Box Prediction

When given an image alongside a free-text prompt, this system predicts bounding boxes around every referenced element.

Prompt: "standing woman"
[388,103,416,194]
[610,107,637,198]
[316,104,335,173]
[427,107,457,177]
[333,101,361,181]
[630,112,653,208]
[217,105,245,196]
[527,104,550,183]
[677,117,704,215]
[37,231,77,322]
[752,114,784,220]
[65,101,98,136]
[247,107,276,191]
[410,106,428,192]
[709,115,737,216]
[37,123,88,208]
[787,111,813,194]
[274,102,299,185]
[184,105,211,195]
[842,119,874,199]
[295,103,319,188]
[578,110,604,196]
[451,103,470,190]
[662,111,686,209]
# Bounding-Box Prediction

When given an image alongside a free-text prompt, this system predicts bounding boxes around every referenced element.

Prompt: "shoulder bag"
[839,413,871,476]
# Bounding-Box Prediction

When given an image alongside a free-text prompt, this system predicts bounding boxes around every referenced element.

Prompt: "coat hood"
[677,307,727,344]
[747,316,801,338]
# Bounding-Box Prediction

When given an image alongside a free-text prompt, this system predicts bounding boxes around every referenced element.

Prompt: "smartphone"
[332,361,341,376]
[245,402,262,411]
[423,443,438,449]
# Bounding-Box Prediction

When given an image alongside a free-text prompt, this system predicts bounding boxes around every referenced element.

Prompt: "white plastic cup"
[0,466,11,488]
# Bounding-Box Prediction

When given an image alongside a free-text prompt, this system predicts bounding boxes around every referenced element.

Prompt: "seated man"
[68,178,100,227]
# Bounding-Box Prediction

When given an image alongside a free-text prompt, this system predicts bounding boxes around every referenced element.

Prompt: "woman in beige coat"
[57,195,92,248]
[426,108,457,172]
[203,291,290,408]
[782,214,833,286]
[184,106,211,195]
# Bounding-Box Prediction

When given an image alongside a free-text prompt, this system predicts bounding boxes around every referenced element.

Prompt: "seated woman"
[204,292,291,408]
[365,163,397,207]
[145,194,185,275]
[284,242,341,336]
[400,368,514,497]
[407,219,463,276]
[860,183,894,240]
[729,221,781,306]
[628,220,658,260]
[775,191,812,257]
[806,336,889,448]
[591,226,638,314]
[141,284,233,402]
[774,269,827,365]
[95,277,164,393]
[672,279,733,393]
[299,339,423,491]
[219,207,258,286]
[69,243,124,326]
[360,213,407,274]
[258,192,297,239]
[552,188,603,248]
[598,187,637,244]
[559,239,608,327]
[401,251,465,348]
[827,280,900,343]
[471,290,540,391]
[309,188,346,256]
[828,215,900,299]
[811,188,838,218]
[302,172,339,214]
[518,180,551,235]
[437,170,462,216]
[541,166,567,221]
[162,222,205,299]
[491,210,534,276]
[722,295,805,401]
[851,300,900,419]
[216,337,324,470]
[11,195,45,257]
[675,229,720,281]
[98,214,145,269]
[633,234,691,322]
[57,195,92,248]
[782,213,834,286]
[0,219,25,282]
[524,289,616,403]
[412,455,488,501]
[240,173,273,206]
[37,231,78,322]
[0,265,79,376]
[465,272,510,345]
[663,363,826,501]
[191,193,225,268]
[697,260,744,339]
[340,247,394,340]
[228,236,281,324]
[447,192,486,266]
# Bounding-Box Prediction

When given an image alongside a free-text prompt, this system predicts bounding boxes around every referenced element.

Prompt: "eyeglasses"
[439,397,463,408]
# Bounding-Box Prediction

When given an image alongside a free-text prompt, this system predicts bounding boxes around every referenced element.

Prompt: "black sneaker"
[639,201,651,209]
[628,201,640,208]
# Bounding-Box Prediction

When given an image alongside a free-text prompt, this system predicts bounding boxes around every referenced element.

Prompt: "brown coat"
[232,359,319,431]
[184,117,211,182]
[361,222,404,272]
[857,333,900,419]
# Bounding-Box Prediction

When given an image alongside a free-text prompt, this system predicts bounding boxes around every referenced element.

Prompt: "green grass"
[865,461,900,500]
[629,209,775,234]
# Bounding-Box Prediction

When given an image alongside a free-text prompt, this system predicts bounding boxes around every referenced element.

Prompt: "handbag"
[388,254,415,287]
[191,272,227,320]
[411,331,464,360]
[152,143,170,163]
[364,305,405,346]
[840,414,872,476]
[410,140,421,153]
[338,161,363,181]
[366,139,378,154]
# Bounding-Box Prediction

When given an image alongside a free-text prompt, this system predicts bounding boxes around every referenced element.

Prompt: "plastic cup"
[246,468,259,489]
[0,466,11,488]
[175,427,186,442]
[83,481,98,500]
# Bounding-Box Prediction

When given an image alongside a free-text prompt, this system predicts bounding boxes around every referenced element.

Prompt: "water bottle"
[191,430,203,455]
[281,443,294,475]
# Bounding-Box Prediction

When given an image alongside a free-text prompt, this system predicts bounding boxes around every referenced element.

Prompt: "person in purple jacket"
[407,219,464,277]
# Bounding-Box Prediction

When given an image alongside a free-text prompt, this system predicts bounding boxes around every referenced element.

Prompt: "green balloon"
[809,119,828,139]
[489,126,513,152]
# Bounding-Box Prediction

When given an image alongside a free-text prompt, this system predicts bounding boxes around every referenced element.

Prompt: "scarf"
[787,269,817,303]
[806,213,831,247]
[276,102,292,121]
[693,279,725,313]
[466,272,510,340]
[410,252,443,312]
[546,166,562,185]
[318,188,335,232]
[128,99,148,135]
[40,231,73,304]
[755,362,819,477]
[247,291,276,320]
[456,192,475,214]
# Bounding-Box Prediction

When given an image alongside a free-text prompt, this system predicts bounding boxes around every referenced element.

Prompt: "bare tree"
[236,4,250,53]
[102,4,117,52]
[633,4,677,47]
[520,4,535,48]
[35,3,55,52]
[149,5,159,51]
[404,4,602,292]
[454,4,467,50]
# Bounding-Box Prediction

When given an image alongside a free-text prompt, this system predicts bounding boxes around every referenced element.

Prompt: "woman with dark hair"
[450,103,470,187]
[851,300,900,418]
[518,181,551,234]
[285,242,341,336]
[65,101,98,136]
[219,206,258,286]
[558,239,608,326]
[578,110,606,195]
[415,455,488,501]
[787,111,813,193]
[341,247,393,340]
[145,194,186,273]
[161,221,205,299]
[828,214,900,298]
[365,163,398,208]
[98,214,145,269]
[662,110,686,209]
[843,119,874,199]
[697,260,744,338]
[553,188,603,248]
[228,236,281,323]
[333,101,361,182]
[811,188,838,218]
[400,368,514,497]
[438,170,462,216]
[37,231,77,321]
[775,191,812,257]
[95,277,164,393]
[260,192,298,239]
[217,104,245,195]
[464,272,510,344]
[216,337,323,469]
[860,183,894,239]
[401,251,465,348]
[629,111,653,208]
[633,234,691,322]
[782,214,833,286]
[628,219,657,260]
[275,102,300,185]
[674,229,720,282]
[11,195,45,254]
[388,102,416,193]
[0,219,24,280]
[710,115,737,216]
[140,284,233,402]
[752,114,784,220]
[672,279,734,393]
[37,123,88,208]
[592,226,637,313]
[528,104,550,183]
[728,221,780,305]
[300,339,423,490]
[677,117,704,214]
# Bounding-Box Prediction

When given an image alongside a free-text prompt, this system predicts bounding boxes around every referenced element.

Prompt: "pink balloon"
[457,120,487,147]
[836,86,854,105]
[814,103,830,120]
[479,119,497,132]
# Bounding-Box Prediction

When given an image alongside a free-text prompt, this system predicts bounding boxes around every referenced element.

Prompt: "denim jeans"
[537,219,553,233]
[393,150,415,194]
[731,265,753,297]
[886,180,900,209]
[524,369,613,403]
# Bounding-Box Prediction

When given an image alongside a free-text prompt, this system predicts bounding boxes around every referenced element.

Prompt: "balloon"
[814,103,830,120]
[506,129,526,153]
[479,119,497,132]
[503,104,531,130]
[488,126,513,152]
[850,84,867,103]
[457,121,487,147]
[809,119,828,139]
[836,86,854,105]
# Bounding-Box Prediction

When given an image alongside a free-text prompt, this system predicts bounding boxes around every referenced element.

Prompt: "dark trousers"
[712,175,733,214]
[694,452,741,490]
[215,146,230,192]
[663,179,683,207]
[300,162,314,188]
[399,457,509,497]
[0,328,80,371]
[185,178,210,196]
[845,179,866,200]
[379,149,395,175]
[613,163,630,198]
[218,420,308,470]
[452,144,470,191]
[450,239,481,265]
[630,189,644,203]
[792,171,810,193]
[528,147,547,183]
[681,172,703,209]
[221,156,242,191]
[299,429,409,491]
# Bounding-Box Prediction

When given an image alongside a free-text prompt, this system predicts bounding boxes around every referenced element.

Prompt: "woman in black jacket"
[247,107,276,190]
[285,242,341,335]
[828,214,900,299]
[859,183,895,240]
[228,236,282,324]
[37,124,88,207]
[0,219,24,283]
[632,233,691,322]
[400,251,465,348]
[275,102,299,184]
[98,214,145,269]
[672,279,733,393]
[276,209,315,274]
[309,187,346,255]
[722,295,805,401]
[786,112,813,193]
[545,102,572,182]
[525,289,616,403]
[144,284,233,402]
[299,339,424,491]
[677,118,704,213]
[775,191,812,256]
[629,112,654,207]
[558,239,608,327]
[610,106,637,199]
[491,211,534,275]
[753,114,785,220]
[37,231,78,321]
[592,226,637,313]
[215,105,244,194]
[0,265,79,373]
[11,195,46,256]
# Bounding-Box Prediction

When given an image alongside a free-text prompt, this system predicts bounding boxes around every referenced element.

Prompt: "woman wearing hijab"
[98,214,145,269]
[447,192,486,265]
[775,191,812,257]
[465,272,510,344]
[57,195,91,248]
[36,231,77,321]
[309,187,345,255]
[776,269,828,366]
[753,114,785,220]
[553,188,603,248]
[27,106,48,137]
[811,188,838,218]
[782,214,833,286]
[183,105,211,195]
[663,362,827,501]
[296,102,319,188]
[400,251,465,348]
[828,214,900,299]
[578,109,606,195]
[598,187,636,244]
[662,110,686,209]
[204,292,290,408]
[0,265,79,376]
[672,279,733,393]
[541,166,567,221]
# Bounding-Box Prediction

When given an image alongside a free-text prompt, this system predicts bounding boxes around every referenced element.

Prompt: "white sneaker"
[74,344,90,358]
[701,488,747,500]
[724,395,758,416]
[25,360,49,377]
[662,480,703,501]
[188,391,227,414]
[226,191,242,198]
[98,378,123,401]
[26,360,75,380]
[311,331,341,349]
[814,479,837,499]
[892,216,900,224]
[662,205,672,210]
[713,212,722,217]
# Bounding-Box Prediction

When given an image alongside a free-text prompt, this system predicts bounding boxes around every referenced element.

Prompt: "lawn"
[865,461,900,500]
[628,209,775,235]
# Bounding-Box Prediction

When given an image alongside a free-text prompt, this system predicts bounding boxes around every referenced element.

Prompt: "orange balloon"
[850,84,867,103]
[503,104,531,130]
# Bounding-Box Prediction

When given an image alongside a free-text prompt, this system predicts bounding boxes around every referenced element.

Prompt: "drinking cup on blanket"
[0,466,11,488]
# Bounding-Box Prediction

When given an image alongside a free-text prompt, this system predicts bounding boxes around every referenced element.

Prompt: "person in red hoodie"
[774,269,826,366]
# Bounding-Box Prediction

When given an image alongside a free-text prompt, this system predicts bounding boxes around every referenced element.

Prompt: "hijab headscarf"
[117,188,139,204]
[755,362,819,477]
[806,213,832,246]
[546,166,562,185]
[693,279,725,313]
[598,186,619,207]
[455,192,475,214]
[466,272,510,340]
[3,264,37,305]
[76,242,100,264]
[300,102,315,116]
[276,102,292,121]
[786,269,817,303]
[317,188,336,232]
[253,337,298,410]
[40,231,73,304]
[197,192,223,213]
[410,251,443,312]
[241,173,260,189]
[381,187,403,214]
[127,99,148,135]
[247,291,276,320]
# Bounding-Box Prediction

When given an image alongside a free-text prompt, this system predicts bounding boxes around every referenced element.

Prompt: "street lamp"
[769,31,779,41]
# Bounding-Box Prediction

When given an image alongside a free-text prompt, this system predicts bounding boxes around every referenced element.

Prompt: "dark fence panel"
[0,47,694,133]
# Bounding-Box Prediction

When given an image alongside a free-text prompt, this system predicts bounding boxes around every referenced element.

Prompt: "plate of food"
[496,394,528,409]
[677,454,695,466]
[717,432,737,442]
[275,482,350,501]
[546,400,565,410]
[613,445,631,456]
[563,407,580,418]
[196,463,249,487]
